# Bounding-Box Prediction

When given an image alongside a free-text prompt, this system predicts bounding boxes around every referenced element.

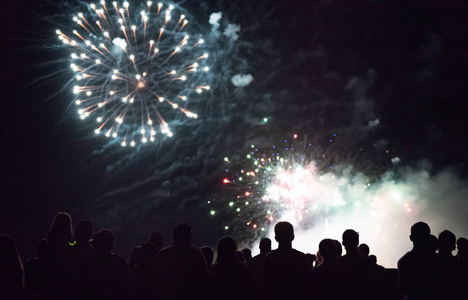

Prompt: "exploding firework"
[209,134,423,266]
[210,134,333,235]
[56,1,211,146]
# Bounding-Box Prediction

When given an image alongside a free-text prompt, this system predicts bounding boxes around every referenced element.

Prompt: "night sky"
[2,0,467,265]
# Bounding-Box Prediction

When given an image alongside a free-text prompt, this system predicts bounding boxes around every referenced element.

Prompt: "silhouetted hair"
[369,254,377,265]
[342,229,359,248]
[173,223,191,244]
[410,222,430,239]
[319,239,338,260]
[150,231,164,249]
[358,243,370,256]
[201,246,214,268]
[92,229,114,252]
[0,235,23,275]
[259,238,272,253]
[217,236,238,264]
[274,222,294,243]
[75,219,93,243]
[47,212,74,246]
[438,230,456,253]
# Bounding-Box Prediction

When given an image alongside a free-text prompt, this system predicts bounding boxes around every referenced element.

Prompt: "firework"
[210,134,326,234]
[210,134,417,261]
[56,1,210,146]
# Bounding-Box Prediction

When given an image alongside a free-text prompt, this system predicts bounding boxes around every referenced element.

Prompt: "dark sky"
[1,0,467,260]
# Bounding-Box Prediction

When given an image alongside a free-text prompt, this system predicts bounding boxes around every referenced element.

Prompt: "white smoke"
[231,74,254,87]
[209,12,222,28]
[249,164,468,268]
[112,37,127,51]
[369,119,380,127]
[224,24,241,41]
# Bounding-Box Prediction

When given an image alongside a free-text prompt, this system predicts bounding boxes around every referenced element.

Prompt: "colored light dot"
[210,210,215,215]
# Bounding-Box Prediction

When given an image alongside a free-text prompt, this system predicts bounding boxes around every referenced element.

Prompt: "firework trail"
[56,1,211,146]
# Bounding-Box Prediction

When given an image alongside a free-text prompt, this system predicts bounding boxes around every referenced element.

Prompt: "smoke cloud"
[231,74,254,87]
[249,164,468,268]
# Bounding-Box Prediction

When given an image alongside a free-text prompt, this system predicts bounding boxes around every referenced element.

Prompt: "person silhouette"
[249,238,271,300]
[67,220,95,277]
[210,236,254,299]
[398,222,440,300]
[0,235,24,299]
[264,222,309,300]
[82,229,129,300]
[45,212,74,298]
[128,241,158,300]
[152,223,208,300]
[47,212,74,256]
[308,238,340,299]
[437,230,458,298]
[336,229,371,299]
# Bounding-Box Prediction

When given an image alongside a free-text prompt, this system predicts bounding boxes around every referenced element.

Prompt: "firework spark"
[56,1,211,146]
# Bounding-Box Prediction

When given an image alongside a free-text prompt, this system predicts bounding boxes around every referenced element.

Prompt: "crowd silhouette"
[1,212,467,299]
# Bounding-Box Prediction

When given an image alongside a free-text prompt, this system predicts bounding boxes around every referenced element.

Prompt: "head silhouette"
[217,236,238,264]
[342,229,359,253]
[173,223,192,244]
[150,231,164,249]
[319,238,338,261]
[241,248,252,261]
[259,238,272,254]
[369,254,377,265]
[139,242,158,263]
[93,229,114,253]
[438,230,456,254]
[48,212,74,246]
[274,222,294,245]
[358,243,370,256]
[409,222,431,250]
[75,220,93,243]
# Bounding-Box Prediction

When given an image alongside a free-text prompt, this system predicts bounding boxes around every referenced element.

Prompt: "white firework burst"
[56,1,211,146]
